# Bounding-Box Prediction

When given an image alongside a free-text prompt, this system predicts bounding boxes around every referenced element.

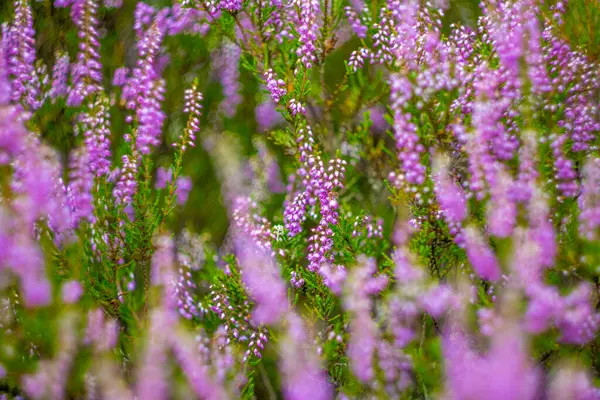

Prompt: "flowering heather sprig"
[83,308,118,352]
[579,157,600,241]
[216,41,241,118]
[232,196,275,253]
[288,98,306,116]
[433,154,467,243]
[345,6,367,39]
[175,83,203,152]
[122,17,167,154]
[209,279,270,362]
[8,0,40,109]
[549,133,578,198]
[79,94,111,177]
[294,0,320,68]
[351,215,384,239]
[307,158,347,272]
[284,191,307,237]
[389,74,426,186]
[67,0,103,106]
[343,255,388,382]
[377,339,413,397]
[348,48,372,71]
[67,147,94,226]
[135,307,174,400]
[264,68,286,104]
[49,52,70,100]
[113,154,139,207]
[112,66,128,86]
[542,26,600,153]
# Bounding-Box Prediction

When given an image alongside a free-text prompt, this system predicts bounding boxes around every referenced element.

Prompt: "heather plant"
[0,0,600,398]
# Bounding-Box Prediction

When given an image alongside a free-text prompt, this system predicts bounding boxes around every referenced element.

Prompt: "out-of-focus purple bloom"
[280,313,332,400]
[256,99,284,132]
[579,157,600,241]
[67,147,95,225]
[175,176,192,205]
[62,280,83,304]
[443,322,539,400]
[234,233,287,325]
[112,67,129,86]
[344,255,387,382]
[549,364,600,400]
[215,41,241,118]
[49,52,70,100]
[463,227,501,281]
[155,166,173,189]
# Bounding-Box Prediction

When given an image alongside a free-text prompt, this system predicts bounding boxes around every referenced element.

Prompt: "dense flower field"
[1,0,600,398]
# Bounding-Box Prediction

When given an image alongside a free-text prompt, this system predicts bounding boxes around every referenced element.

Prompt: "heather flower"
[175,82,203,151]
[345,6,367,39]
[122,17,168,154]
[67,147,94,225]
[112,67,128,86]
[49,52,70,99]
[433,154,467,223]
[113,154,139,207]
[67,0,103,106]
[295,0,320,68]
[287,98,306,116]
[389,74,426,186]
[79,94,111,177]
[8,0,41,109]
[264,68,287,104]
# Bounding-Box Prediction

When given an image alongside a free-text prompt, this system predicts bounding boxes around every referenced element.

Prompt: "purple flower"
[234,232,288,325]
[62,280,83,304]
[295,0,320,68]
[463,227,501,281]
[215,41,241,118]
[280,313,332,400]
[264,68,287,104]
[175,176,192,205]
[49,52,70,99]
